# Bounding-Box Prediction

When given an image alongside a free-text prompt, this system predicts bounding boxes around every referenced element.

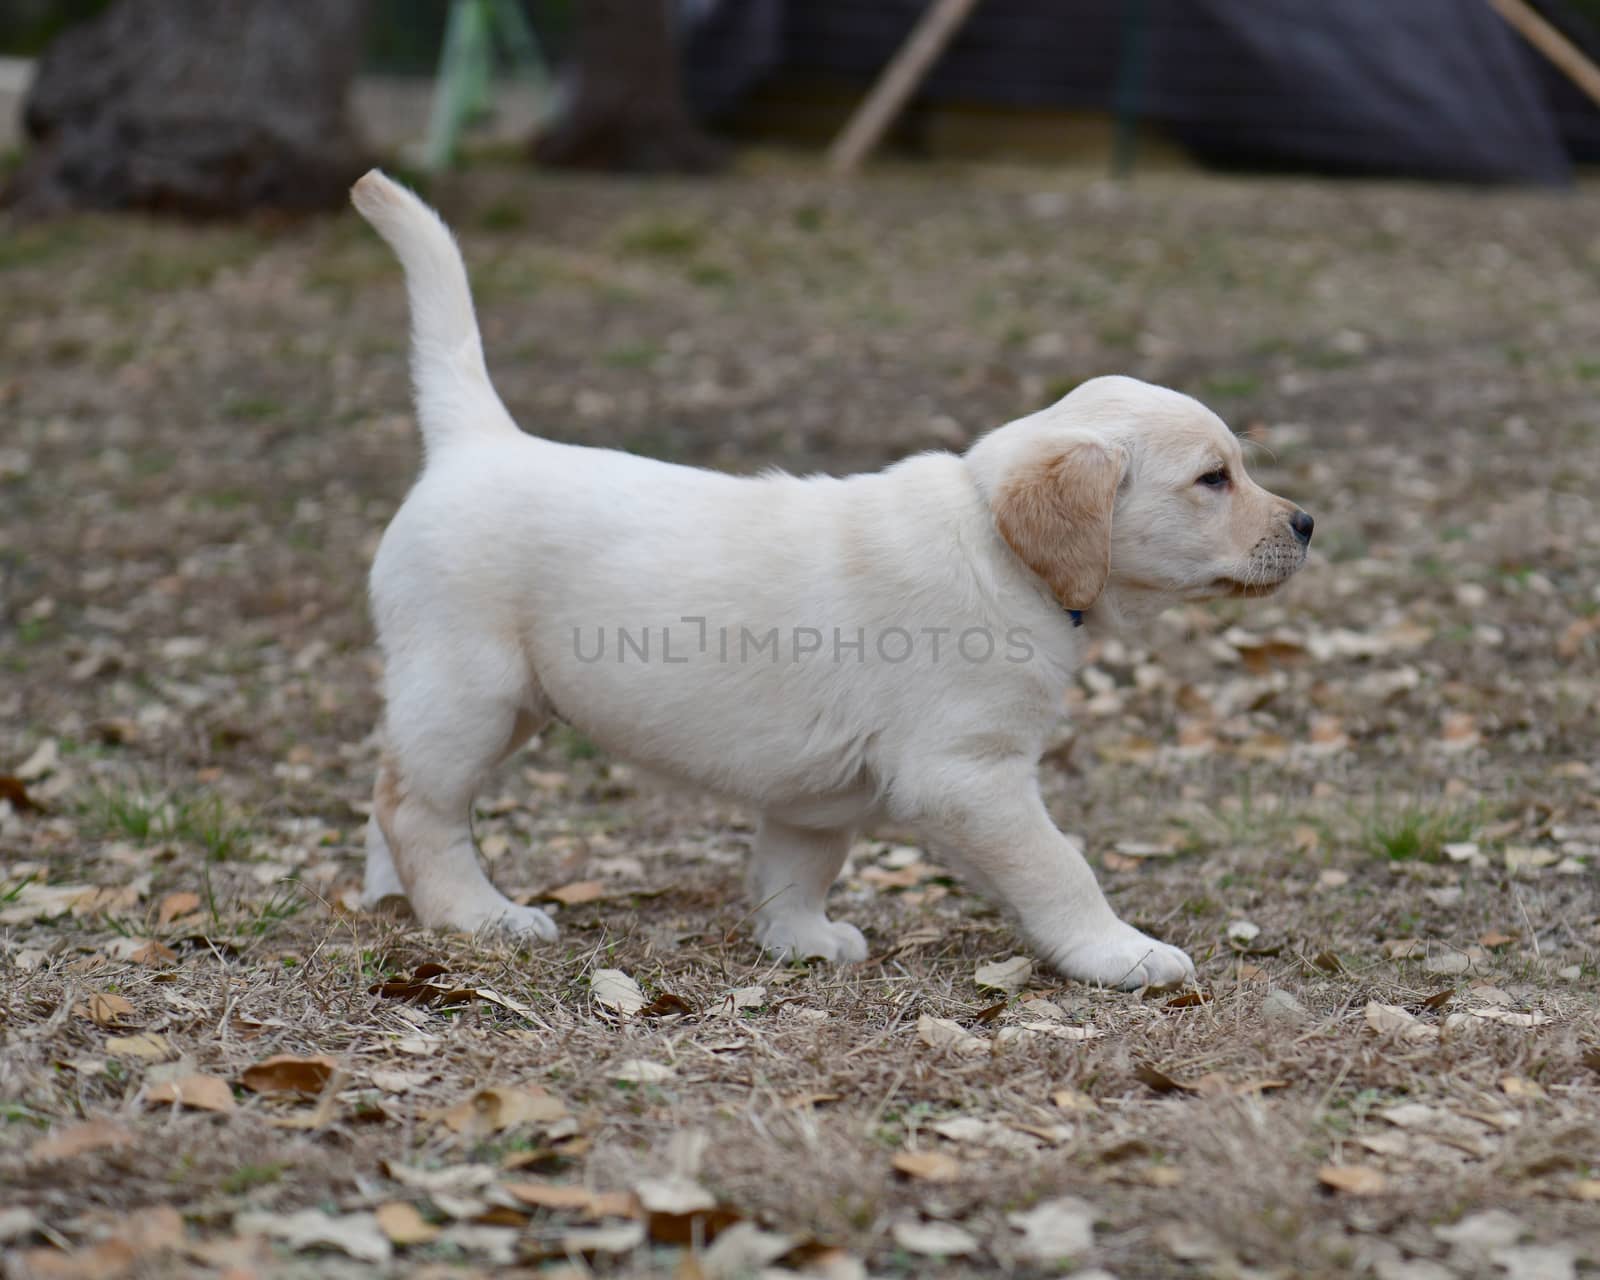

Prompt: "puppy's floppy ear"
[990,437,1127,610]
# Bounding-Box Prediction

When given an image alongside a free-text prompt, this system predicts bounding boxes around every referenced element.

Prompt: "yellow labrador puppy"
[350,172,1312,989]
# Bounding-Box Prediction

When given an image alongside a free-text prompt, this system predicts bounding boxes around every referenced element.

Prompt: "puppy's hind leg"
[362,705,546,912]
[377,661,557,941]
[749,818,867,963]
[360,815,406,909]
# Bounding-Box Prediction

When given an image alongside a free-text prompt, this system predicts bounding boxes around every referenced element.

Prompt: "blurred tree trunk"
[5,0,371,217]
[535,0,724,173]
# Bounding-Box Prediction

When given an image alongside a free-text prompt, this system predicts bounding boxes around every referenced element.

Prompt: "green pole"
[1112,0,1151,179]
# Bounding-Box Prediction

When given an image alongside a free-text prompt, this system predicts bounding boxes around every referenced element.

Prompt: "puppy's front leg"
[899,764,1194,990]
[749,817,868,963]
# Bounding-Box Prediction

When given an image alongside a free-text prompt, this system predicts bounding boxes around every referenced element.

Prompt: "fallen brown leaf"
[1467,1007,1547,1027]
[129,941,177,966]
[368,977,472,1006]
[104,1032,171,1060]
[504,1182,638,1219]
[555,1221,648,1257]
[70,882,146,918]
[234,1209,391,1264]
[0,774,42,813]
[783,1092,842,1109]
[374,1201,440,1246]
[14,1206,183,1278]
[643,1204,742,1248]
[1318,1165,1389,1195]
[1007,1195,1095,1259]
[239,1053,339,1095]
[431,1085,568,1137]
[145,1073,235,1112]
[973,955,1033,994]
[916,1014,987,1057]
[640,992,694,1018]
[1193,1074,1290,1097]
[1364,1002,1438,1042]
[76,993,136,1027]
[858,858,936,891]
[1134,1064,1187,1093]
[157,891,202,925]
[1135,1064,1287,1097]
[1556,614,1600,659]
[15,1241,137,1278]
[892,1151,962,1182]
[591,969,647,1016]
[29,1118,137,1162]
[542,880,605,905]
[504,1182,601,1212]
[270,1069,350,1130]
[368,962,492,1006]
[1233,633,1309,674]
[611,1059,674,1083]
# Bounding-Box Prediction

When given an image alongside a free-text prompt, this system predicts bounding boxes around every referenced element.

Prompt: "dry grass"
[1,160,1598,1278]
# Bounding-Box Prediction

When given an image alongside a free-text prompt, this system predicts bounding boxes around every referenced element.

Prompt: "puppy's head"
[970,376,1311,613]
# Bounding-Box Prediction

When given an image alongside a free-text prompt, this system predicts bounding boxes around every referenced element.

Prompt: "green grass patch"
[1362,799,1478,863]
[222,393,284,423]
[791,204,827,232]
[476,199,528,232]
[0,220,94,272]
[603,341,662,370]
[87,787,255,861]
[89,239,259,302]
[1201,371,1264,399]
[1036,376,1085,408]
[1302,347,1362,370]
[221,1161,285,1194]
[244,880,305,935]
[618,218,704,259]
[686,261,735,289]
[552,725,601,762]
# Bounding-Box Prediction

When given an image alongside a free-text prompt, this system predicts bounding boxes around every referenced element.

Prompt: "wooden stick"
[825,0,984,176]
[1487,0,1600,110]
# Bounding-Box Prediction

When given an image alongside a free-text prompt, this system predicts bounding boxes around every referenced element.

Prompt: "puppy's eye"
[1197,468,1229,489]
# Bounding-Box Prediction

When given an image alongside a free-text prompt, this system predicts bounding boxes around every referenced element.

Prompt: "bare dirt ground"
[2,160,1598,1279]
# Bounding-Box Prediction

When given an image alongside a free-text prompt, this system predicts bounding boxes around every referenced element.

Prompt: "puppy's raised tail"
[350,169,517,456]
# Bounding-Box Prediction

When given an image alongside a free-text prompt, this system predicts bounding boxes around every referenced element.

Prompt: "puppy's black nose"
[1290,509,1314,544]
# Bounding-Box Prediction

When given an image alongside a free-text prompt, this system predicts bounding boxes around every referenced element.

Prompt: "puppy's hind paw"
[1047,922,1195,992]
[756,914,868,964]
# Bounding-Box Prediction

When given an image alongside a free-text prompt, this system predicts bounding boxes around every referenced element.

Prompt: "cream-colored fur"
[348,171,1312,990]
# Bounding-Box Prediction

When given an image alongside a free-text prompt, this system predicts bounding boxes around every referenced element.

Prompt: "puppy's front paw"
[756,914,868,964]
[489,903,561,942]
[1047,921,1194,991]
[443,902,559,942]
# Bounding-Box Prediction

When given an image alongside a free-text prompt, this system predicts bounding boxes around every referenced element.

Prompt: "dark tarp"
[684,0,1600,183]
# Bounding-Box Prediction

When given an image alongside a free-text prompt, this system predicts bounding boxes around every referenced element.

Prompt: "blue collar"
[1067,609,1084,628]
